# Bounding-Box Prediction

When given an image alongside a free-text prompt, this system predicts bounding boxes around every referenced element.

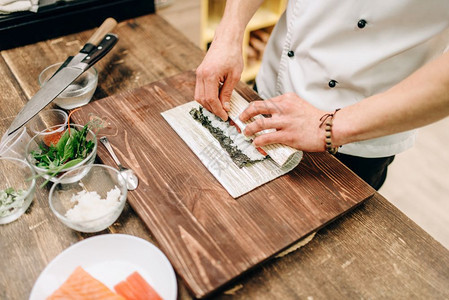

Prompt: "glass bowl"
[28,109,68,136]
[0,157,36,224]
[49,164,128,232]
[25,124,97,184]
[0,127,32,160]
[39,62,98,110]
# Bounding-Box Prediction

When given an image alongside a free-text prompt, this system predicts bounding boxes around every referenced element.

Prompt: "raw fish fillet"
[114,271,162,300]
[47,266,125,300]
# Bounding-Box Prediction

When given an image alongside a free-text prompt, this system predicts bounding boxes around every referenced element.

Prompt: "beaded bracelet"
[319,108,341,154]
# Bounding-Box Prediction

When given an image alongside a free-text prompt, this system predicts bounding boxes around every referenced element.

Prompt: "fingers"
[253,130,298,149]
[252,131,291,148]
[194,75,212,111]
[194,68,212,111]
[219,74,240,111]
[244,117,284,136]
[239,100,283,122]
[195,69,228,121]
[205,77,228,120]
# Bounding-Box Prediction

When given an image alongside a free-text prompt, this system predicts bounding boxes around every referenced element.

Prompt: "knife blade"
[50,18,117,79]
[6,33,118,136]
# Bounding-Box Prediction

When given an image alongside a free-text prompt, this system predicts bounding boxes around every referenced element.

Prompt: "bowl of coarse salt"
[49,164,127,233]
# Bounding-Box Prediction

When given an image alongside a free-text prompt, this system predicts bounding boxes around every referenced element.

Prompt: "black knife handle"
[80,43,96,54]
[81,34,118,68]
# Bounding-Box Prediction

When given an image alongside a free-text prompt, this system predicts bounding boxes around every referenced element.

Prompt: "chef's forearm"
[333,50,449,146]
[213,0,264,46]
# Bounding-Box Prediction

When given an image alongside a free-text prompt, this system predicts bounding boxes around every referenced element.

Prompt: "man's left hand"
[239,93,326,152]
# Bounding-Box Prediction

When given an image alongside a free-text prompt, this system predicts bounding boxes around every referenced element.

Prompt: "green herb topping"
[31,124,95,186]
[0,187,25,217]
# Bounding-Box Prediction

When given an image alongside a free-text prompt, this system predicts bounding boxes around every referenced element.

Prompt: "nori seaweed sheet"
[190,107,265,168]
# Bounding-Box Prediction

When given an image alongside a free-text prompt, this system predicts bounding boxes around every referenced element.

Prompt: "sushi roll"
[190,106,266,168]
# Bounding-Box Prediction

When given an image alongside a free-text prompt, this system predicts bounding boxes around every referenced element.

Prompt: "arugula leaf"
[31,124,95,186]
[62,132,76,163]
[56,129,70,157]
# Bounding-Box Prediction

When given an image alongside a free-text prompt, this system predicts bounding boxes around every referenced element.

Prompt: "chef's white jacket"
[256,0,449,158]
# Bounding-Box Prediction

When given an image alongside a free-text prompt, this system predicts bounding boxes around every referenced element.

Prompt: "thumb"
[219,77,239,111]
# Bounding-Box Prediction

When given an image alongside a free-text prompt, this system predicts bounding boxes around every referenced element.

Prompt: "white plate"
[30,234,177,300]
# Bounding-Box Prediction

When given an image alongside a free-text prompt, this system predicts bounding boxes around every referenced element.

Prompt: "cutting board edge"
[191,192,374,299]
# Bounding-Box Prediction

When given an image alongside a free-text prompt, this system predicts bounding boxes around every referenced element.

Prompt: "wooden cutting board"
[73,70,374,298]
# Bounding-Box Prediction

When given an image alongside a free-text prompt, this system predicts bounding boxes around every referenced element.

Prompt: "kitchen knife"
[50,18,117,78]
[6,33,118,136]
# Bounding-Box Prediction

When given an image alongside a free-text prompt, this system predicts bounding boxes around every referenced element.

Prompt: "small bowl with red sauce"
[1,109,67,161]
[28,109,68,135]
[25,123,97,185]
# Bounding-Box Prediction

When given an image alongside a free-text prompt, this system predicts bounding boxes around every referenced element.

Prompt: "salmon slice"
[256,147,267,156]
[114,281,141,300]
[47,266,125,300]
[114,271,162,300]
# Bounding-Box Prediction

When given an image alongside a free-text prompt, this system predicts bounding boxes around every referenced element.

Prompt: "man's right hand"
[194,33,244,121]
[195,0,264,120]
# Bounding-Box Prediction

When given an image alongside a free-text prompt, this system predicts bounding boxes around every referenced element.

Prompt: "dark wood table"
[1,14,448,300]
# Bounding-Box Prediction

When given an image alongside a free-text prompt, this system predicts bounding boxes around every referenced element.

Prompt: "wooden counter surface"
[0,14,448,299]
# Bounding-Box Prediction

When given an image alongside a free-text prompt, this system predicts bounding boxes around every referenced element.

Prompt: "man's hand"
[194,0,264,121]
[195,38,243,121]
[240,93,327,152]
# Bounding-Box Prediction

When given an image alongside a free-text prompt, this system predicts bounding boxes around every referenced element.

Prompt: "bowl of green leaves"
[0,157,36,224]
[25,123,97,186]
